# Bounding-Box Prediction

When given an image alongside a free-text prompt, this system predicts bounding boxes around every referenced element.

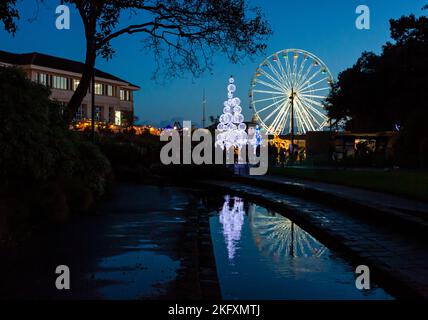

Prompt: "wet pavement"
[249,175,428,218]
[0,184,218,300]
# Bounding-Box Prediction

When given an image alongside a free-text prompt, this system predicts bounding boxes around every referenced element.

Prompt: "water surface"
[210,195,393,300]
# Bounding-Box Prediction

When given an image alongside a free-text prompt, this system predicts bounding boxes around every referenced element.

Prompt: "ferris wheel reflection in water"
[218,196,326,264]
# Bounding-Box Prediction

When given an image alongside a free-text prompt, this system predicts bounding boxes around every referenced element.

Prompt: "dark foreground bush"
[151,164,233,180]
[95,132,162,181]
[395,110,428,169]
[0,67,112,241]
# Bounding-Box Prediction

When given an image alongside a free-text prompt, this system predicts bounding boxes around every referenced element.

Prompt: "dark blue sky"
[0,0,426,126]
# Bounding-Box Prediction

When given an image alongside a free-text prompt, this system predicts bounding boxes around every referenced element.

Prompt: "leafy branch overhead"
[69,0,272,77]
[0,0,272,120]
[0,0,19,35]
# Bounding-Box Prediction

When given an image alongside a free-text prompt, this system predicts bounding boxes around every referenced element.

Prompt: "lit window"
[94,83,103,95]
[75,105,85,120]
[38,73,48,86]
[120,89,130,101]
[52,75,68,90]
[115,111,121,126]
[73,79,80,91]
[107,85,113,97]
[95,106,101,121]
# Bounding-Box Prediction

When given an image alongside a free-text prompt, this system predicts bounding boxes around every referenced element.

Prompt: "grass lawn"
[269,167,428,202]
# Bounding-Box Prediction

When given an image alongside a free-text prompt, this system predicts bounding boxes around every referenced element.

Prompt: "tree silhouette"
[325,5,428,133]
[0,0,18,35]
[1,0,271,122]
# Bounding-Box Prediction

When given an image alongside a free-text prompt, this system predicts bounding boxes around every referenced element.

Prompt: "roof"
[0,50,140,89]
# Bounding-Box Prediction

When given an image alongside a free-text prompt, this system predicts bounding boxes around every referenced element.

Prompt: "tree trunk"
[66,37,96,123]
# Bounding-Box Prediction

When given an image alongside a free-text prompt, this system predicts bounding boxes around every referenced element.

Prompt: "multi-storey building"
[0,50,139,125]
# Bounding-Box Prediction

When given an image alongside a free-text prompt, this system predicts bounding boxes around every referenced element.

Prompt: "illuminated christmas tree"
[215,76,247,150]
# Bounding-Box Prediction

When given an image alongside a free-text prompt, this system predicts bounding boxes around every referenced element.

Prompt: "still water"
[210,195,393,300]
[0,185,395,300]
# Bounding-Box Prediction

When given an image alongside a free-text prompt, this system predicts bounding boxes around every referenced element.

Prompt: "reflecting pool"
[210,196,393,300]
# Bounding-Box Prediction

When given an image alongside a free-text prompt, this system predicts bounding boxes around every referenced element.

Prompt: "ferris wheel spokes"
[300,86,331,95]
[251,49,333,135]
[297,95,327,118]
[267,60,288,87]
[283,53,293,83]
[261,98,287,125]
[299,76,330,92]
[275,57,291,88]
[301,93,329,100]
[255,78,284,93]
[297,67,323,91]
[254,96,287,114]
[295,57,309,86]
[296,97,329,129]
[294,100,315,132]
[259,67,286,90]
[252,89,283,95]
[252,95,285,104]
[299,95,327,110]
[298,63,315,88]
[269,101,288,134]
[275,102,292,134]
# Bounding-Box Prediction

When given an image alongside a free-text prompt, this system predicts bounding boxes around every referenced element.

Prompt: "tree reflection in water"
[219,195,245,262]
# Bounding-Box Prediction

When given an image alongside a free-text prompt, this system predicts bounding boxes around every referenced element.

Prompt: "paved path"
[199,180,428,299]
[232,175,428,235]
[250,175,428,216]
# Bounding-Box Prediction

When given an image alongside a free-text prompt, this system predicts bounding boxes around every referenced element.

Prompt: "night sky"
[0,0,426,126]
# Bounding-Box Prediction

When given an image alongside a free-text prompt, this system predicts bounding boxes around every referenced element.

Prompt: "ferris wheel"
[250,49,334,135]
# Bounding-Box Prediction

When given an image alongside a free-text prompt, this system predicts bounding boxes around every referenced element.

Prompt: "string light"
[215,76,248,150]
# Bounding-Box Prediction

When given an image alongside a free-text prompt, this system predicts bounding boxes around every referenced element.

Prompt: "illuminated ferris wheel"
[250,49,334,135]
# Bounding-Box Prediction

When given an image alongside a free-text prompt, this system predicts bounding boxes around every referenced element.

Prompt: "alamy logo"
[160,121,269,176]
[355,5,370,30]
[55,265,70,290]
[55,5,70,30]
[355,265,370,290]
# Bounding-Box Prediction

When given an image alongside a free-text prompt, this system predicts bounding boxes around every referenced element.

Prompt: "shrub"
[0,66,112,239]
[0,67,57,185]
[96,132,161,181]
[395,109,428,168]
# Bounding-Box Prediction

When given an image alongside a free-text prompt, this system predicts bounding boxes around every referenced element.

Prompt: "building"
[264,130,398,166]
[305,131,398,166]
[0,50,140,125]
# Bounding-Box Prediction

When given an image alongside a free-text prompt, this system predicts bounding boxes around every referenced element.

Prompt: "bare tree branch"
[2,0,272,121]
